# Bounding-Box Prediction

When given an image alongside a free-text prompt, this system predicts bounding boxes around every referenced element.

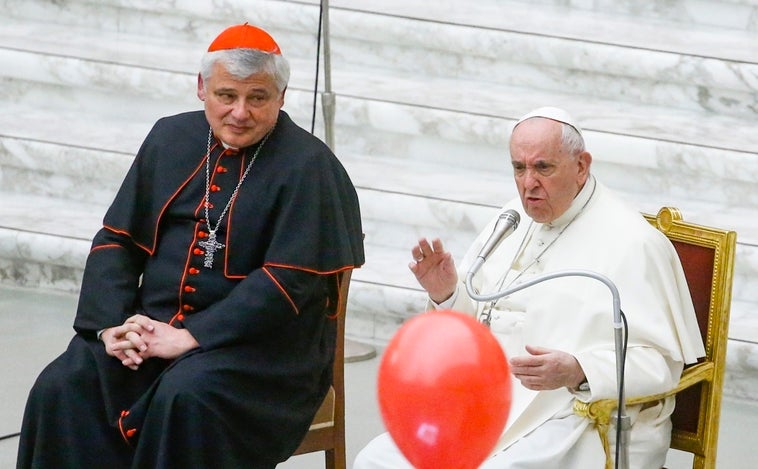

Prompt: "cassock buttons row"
[180,227,213,317]
[187,231,208,276]
[119,410,138,441]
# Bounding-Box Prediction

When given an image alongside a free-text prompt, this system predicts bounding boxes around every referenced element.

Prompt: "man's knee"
[29,353,93,401]
[149,362,211,413]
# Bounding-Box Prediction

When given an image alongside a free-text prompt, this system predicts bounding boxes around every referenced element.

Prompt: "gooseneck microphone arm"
[464,268,630,469]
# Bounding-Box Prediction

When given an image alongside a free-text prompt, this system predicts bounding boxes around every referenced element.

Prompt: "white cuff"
[430,287,459,310]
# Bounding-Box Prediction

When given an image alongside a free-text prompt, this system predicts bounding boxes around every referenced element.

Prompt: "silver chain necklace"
[198,126,272,268]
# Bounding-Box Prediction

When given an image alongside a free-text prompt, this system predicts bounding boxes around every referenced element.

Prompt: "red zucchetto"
[207,23,281,54]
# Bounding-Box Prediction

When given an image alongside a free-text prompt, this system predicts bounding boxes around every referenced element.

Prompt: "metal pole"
[320,0,375,362]
[320,0,336,151]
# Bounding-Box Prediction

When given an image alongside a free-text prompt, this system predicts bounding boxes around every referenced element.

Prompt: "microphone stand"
[465,269,630,469]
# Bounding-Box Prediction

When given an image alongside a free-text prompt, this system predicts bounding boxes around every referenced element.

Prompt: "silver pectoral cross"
[198,231,225,268]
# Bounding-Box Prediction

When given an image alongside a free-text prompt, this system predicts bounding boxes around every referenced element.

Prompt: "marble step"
[1,15,756,171]
[8,0,757,68]
[5,79,757,219]
[1,144,756,303]
[3,0,758,124]
[2,59,757,213]
[2,99,756,244]
[0,189,753,324]
[1,0,756,389]
[330,0,758,46]
[1,190,755,402]
[503,0,758,32]
[3,95,757,252]
[2,12,757,187]
[1,96,756,299]
[324,1,758,118]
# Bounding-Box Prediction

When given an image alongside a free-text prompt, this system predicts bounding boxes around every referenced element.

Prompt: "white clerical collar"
[545,174,597,229]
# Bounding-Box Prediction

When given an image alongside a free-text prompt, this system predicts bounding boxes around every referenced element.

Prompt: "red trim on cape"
[99,226,151,254]
[89,243,128,253]
[146,148,214,254]
[263,262,358,276]
[262,266,299,315]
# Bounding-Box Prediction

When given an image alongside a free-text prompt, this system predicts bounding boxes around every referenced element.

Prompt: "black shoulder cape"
[102,109,364,275]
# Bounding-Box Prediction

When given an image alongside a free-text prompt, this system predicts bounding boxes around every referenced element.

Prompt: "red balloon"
[378,309,511,469]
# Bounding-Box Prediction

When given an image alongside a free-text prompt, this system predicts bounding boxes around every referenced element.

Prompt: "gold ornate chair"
[291,268,352,469]
[574,207,737,469]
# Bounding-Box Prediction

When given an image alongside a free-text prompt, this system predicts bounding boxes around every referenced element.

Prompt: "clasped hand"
[100,314,199,371]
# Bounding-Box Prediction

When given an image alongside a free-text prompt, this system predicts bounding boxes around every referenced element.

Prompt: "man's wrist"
[569,372,590,392]
[430,291,454,305]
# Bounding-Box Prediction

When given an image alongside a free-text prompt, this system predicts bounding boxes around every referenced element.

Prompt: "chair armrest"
[574,362,714,425]
[572,362,714,469]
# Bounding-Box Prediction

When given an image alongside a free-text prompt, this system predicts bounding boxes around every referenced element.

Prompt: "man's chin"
[219,133,256,149]
[224,127,276,148]
[524,206,550,223]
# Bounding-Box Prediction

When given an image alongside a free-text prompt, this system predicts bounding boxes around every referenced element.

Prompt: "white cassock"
[355,176,704,469]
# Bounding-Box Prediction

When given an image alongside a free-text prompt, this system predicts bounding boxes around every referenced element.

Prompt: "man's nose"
[522,169,541,190]
[229,99,249,119]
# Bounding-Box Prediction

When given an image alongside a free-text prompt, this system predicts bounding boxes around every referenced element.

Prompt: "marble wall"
[0,0,756,402]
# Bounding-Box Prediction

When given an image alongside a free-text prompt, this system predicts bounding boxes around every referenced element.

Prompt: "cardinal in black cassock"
[17,23,364,469]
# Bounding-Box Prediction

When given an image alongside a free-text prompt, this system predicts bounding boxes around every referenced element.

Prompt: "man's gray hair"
[199,48,290,93]
[560,122,585,157]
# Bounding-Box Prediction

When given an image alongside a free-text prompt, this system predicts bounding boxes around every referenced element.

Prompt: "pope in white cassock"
[354,107,705,469]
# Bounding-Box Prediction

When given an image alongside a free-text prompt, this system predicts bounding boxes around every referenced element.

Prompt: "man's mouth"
[226,123,249,133]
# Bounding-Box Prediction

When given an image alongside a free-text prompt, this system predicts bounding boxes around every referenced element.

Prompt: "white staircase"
[1,0,757,401]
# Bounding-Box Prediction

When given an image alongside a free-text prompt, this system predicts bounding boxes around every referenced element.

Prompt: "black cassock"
[18,110,365,469]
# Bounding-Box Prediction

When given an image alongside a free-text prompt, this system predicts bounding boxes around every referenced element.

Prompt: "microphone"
[467,209,520,277]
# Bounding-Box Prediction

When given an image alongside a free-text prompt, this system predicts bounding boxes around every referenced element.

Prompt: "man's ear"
[578,150,592,178]
[197,73,206,101]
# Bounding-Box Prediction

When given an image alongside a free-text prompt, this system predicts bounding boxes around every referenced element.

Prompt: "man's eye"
[535,164,554,175]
